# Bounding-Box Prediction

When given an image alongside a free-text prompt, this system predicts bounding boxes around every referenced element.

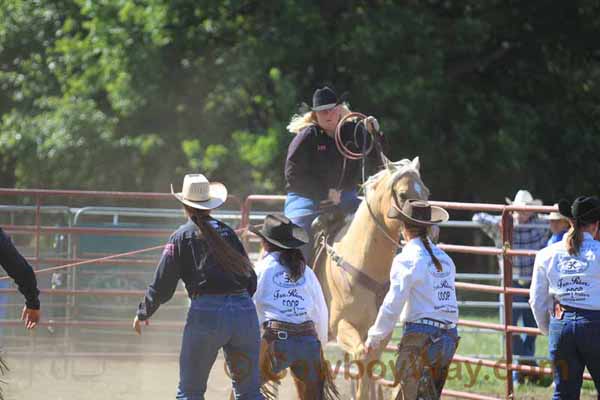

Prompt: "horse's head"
[363,157,430,226]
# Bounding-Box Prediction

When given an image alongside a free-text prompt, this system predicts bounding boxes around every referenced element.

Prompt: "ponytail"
[279,249,306,281]
[566,221,583,256]
[263,241,306,281]
[404,223,443,272]
[185,206,253,277]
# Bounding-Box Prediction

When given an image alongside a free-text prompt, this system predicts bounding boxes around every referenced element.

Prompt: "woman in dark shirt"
[284,86,383,257]
[133,174,263,400]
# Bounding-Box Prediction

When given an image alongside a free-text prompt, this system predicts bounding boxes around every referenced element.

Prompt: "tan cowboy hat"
[388,199,449,226]
[505,189,542,206]
[170,174,228,210]
[543,204,568,221]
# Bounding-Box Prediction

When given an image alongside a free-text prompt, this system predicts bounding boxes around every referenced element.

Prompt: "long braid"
[405,223,443,272]
[419,230,443,272]
[185,206,253,277]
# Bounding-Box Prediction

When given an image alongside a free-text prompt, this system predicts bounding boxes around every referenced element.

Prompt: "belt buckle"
[277,330,288,340]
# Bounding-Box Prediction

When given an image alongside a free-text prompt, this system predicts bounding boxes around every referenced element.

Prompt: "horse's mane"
[362,158,422,194]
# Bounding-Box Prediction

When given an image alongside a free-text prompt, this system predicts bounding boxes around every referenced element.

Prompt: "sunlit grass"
[325,310,598,399]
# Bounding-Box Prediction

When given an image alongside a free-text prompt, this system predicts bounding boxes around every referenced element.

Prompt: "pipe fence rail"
[0,188,586,400]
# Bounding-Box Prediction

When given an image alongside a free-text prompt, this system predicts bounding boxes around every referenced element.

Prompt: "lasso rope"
[334,112,375,160]
[338,112,403,249]
[1,244,166,279]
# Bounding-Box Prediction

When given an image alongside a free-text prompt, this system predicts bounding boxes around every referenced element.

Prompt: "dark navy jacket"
[0,228,40,309]
[284,124,383,201]
[137,217,256,320]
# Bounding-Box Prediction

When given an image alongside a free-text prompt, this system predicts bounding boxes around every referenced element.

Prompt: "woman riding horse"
[284,86,384,259]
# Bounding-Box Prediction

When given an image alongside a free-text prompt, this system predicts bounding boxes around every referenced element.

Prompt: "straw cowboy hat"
[387,199,449,226]
[250,214,309,249]
[558,196,600,224]
[543,204,568,221]
[170,174,227,210]
[505,189,542,206]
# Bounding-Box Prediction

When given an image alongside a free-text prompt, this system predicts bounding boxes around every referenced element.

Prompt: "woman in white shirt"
[250,214,338,400]
[530,196,600,399]
[365,200,459,400]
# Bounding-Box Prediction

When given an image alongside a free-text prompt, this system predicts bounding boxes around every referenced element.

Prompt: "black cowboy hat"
[387,199,449,226]
[310,86,349,111]
[249,214,309,249]
[558,196,600,224]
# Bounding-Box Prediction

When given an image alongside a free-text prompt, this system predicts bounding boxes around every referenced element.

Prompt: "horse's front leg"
[337,318,387,400]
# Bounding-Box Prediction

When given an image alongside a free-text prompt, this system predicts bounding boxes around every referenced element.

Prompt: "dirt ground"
[3,352,355,400]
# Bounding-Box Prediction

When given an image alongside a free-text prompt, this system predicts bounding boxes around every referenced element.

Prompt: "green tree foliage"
[0,0,599,202]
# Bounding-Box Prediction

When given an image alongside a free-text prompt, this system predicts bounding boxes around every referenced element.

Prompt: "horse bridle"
[325,165,420,302]
[364,180,407,250]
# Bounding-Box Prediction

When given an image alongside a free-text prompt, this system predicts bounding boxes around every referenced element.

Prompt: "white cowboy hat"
[170,174,228,210]
[543,204,568,221]
[505,189,542,206]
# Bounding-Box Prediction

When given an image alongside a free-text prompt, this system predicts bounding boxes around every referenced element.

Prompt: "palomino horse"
[313,157,430,400]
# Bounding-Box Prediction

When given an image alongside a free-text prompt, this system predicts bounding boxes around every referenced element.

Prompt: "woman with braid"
[133,174,263,400]
[365,200,459,400]
[530,196,600,399]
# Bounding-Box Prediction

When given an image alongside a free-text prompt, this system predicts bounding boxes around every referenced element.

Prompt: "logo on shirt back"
[317,144,327,151]
[427,260,450,278]
[556,255,589,275]
[272,271,306,288]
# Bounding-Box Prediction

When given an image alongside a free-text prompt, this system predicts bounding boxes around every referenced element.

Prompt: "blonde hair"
[286,104,351,134]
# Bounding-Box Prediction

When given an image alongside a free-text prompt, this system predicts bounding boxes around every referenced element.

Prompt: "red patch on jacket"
[162,243,175,257]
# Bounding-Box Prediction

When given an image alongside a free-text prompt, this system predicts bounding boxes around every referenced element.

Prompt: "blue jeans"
[284,190,360,259]
[548,309,600,399]
[395,323,459,399]
[176,293,263,400]
[269,334,323,384]
[511,283,537,381]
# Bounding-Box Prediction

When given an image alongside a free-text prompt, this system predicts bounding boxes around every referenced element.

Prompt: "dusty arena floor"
[3,353,354,400]
[1,325,596,399]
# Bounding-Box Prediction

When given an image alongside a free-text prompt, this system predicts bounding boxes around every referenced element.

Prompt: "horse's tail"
[320,346,342,400]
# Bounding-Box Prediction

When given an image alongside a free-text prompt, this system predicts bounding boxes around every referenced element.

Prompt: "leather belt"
[410,318,456,330]
[189,288,247,299]
[263,320,317,340]
[559,304,593,313]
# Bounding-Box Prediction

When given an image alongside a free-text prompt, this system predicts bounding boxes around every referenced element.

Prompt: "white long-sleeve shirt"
[253,251,329,344]
[367,237,459,347]
[530,232,600,335]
